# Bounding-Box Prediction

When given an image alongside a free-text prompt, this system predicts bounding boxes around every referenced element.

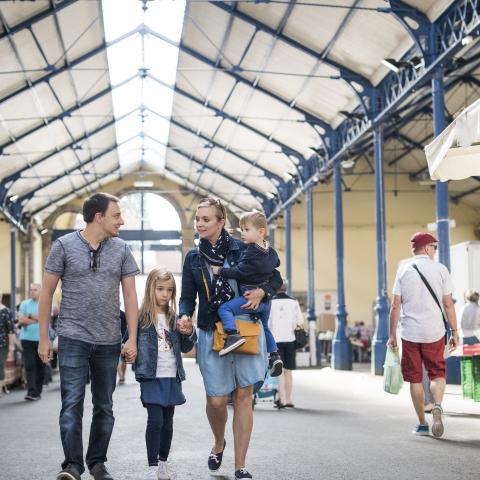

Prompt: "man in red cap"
[387,232,458,438]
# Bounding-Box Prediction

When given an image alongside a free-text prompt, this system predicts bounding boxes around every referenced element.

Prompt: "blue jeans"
[58,336,121,474]
[218,297,277,353]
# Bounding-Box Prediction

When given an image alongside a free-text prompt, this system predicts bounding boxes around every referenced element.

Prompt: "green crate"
[472,356,480,402]
[461,356,474,399]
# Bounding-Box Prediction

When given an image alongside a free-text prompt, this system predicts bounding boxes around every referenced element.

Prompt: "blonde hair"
[239,211,268,231]
[197,197,227,222]
[140,267,177,329]
[466,289,480,304]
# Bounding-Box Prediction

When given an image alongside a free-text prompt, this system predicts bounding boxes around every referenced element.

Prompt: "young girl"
[135,268,195,480]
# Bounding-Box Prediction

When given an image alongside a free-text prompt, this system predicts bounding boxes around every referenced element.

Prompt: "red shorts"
[401,337,445,383]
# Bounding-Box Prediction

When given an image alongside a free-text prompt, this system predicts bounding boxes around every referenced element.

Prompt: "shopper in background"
[459,290,480,345]
[268,281,304,409]
[0,296,15,396]
[19,283,44,401]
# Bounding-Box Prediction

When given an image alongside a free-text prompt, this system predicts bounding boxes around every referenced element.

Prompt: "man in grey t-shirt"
[38,193,140,480]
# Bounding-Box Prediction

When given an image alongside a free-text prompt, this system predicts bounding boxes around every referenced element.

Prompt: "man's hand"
[177,315,194,335]
[448,331,459,352]
[211,266,220,275]
[38,339,53,364]
[122,338,137,363]
[241,288,264,310]
[386,335,397,349]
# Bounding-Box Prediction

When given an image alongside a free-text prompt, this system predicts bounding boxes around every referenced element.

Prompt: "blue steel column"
[332,163,352,370]
[372,126,389,375]
[285,206,292,296]
[10,226,16,317]
[432,69,450,269]
[433,68,459,383]
[305,188,317,366]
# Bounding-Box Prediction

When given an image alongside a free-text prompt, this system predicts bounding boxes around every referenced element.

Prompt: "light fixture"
[381,58,401,73]
[382,57,419,73]
[339,110,365,121]
[133,180,154,188]
[266,192,275,200]
[9,194,19,202]
[462,35,474,46]
[341,158,355,169]
[40,228,48,235]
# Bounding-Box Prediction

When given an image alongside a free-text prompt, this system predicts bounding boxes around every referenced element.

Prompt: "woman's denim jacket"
[179,237,283,331]
[134,314,196,383]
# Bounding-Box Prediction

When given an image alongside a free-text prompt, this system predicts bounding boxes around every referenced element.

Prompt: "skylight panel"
[102,0,186,172]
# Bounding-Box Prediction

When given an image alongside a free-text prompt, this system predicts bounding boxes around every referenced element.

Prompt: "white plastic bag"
[383,347,404,395]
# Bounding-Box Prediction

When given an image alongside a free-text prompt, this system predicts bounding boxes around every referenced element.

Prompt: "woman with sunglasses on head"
[179,197,282,480]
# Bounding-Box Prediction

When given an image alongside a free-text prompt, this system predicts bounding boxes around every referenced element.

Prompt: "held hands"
[122,338,137,363]
[177,315,194,336]
[241,288,264,310]
[38,339,53,364]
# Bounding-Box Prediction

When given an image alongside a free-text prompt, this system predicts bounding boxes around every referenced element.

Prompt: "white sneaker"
[431,404,444,437]
[157,460,171,480]
[144,466,158,480]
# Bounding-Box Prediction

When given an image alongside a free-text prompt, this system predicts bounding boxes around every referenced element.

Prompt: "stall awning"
[425,98,480,181]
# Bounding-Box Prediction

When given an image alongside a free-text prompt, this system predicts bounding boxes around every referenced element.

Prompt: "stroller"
[253,369,278,409]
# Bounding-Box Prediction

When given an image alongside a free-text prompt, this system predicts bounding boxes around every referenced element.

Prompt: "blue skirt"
[140,378,186,407]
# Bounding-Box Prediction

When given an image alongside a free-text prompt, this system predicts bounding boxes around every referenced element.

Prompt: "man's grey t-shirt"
[45,231,140,345]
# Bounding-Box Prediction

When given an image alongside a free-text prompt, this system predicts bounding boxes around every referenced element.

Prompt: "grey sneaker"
[431,404,444,437]
[56,464,81,480]
[268,352,283,377]
[90,463,113,480]
[219,333,246,356]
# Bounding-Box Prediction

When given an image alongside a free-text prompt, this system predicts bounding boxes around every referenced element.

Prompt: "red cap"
[410,232,438,249]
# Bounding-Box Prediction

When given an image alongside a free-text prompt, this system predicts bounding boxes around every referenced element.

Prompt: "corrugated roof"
[1,0,480,229]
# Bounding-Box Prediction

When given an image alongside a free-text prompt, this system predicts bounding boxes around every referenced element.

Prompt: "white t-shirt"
[392,255,453,343]
[460,303,480,338]
[268,295,304,343]
[156,314,177,378]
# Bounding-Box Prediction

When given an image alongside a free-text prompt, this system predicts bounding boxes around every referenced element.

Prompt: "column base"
[372,340,387,376]
[331,339,352,370]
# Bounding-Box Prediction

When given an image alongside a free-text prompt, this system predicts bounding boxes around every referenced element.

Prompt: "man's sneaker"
[235,468,253,479]
[144,466,158,480]
[219,334,245,356]
[157,460,171,480]
[90,463,114,480]
[412,423,429,436]
[56,464,81,480]
[431,404,444,437]
[208,439,226,471]
[268,352,283,377]
[25,394,41,401]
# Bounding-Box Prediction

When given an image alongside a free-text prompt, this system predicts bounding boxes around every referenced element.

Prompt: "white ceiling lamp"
[133,180,154,188]
[340,158,355,169]
[462,35,474,46]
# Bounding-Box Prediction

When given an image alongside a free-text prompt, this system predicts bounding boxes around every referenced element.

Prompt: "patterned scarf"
[198,229,235,313]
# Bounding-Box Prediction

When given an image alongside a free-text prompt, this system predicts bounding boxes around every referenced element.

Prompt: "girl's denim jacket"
[134,314,196,383]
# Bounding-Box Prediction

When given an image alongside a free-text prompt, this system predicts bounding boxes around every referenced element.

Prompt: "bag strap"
[412,264,448,335]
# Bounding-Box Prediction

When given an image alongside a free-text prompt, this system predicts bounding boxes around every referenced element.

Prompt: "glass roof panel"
[102,0,185,171]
